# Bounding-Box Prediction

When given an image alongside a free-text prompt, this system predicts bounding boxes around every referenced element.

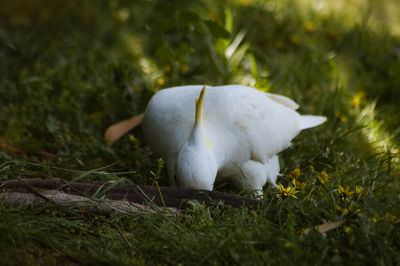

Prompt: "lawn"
[0,0,399,264]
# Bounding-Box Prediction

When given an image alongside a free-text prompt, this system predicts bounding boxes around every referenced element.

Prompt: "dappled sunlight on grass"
[289,0,400,35]
[356,102,400,173]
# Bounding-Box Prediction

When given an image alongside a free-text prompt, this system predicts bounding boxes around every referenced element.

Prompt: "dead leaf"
[104,113,144,145]
[303,220,345,235]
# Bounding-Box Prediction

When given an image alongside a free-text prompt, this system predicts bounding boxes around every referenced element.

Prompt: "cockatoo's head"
[176,144,217,190]
[175,86,218,191]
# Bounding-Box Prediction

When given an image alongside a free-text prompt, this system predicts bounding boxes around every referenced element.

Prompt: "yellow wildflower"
[289,168,300,180]
[351,95,361,108]
[157,78,165,86]
[372,214,380,223]
[304,21,315,32]
[318,171,329,184]
[277,183,298,199]
[200,218,212,227]
[335,205,349,215]
[337,185,354,202]
[344,226,352,234]
[354,186,363,196]
[290,34,300,45]
[284,242,292,248]
[385,213,400,224]
[129,134,137,143]
[292,179,306,190]
[351,91,365,108]
[335,112,347,122]
[336,203,360,215]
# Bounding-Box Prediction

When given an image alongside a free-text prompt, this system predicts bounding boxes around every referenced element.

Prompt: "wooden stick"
[0,190,179,216]
[1,179,262,210]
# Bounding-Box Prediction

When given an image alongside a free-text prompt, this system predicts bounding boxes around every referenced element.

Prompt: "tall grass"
[0,0,399,264]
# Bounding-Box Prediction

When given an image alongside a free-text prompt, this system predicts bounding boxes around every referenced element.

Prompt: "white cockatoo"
[141,85,326,196]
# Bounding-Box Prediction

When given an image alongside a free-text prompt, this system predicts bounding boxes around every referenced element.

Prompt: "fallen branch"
[0,190,179,216]
[0,178,262,215]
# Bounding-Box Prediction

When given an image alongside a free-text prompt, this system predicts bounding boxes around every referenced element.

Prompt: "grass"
[1,0,400,264]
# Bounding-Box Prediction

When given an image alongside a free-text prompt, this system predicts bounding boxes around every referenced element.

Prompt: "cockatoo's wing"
[265,93,299,110]
[229,86,324,163]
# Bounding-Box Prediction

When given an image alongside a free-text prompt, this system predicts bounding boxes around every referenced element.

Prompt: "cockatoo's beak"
[195,85,206,124]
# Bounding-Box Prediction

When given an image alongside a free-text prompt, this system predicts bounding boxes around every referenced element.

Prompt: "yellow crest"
[195,85,206,123]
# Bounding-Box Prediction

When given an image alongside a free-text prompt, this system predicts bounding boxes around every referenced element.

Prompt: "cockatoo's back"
[142,85,326,192]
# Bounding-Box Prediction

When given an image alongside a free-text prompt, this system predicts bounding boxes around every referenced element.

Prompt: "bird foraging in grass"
[141,85,326,197]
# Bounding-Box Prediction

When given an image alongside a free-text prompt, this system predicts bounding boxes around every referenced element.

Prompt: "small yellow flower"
[385,213,400,224]
[200,218,212,227]
[372,217,379,223]
[354,186,363,196]
[351,91,365,108]
[289,34,300,45]
[157,78,165,86]
[292,179,306,190]
[335,112,347,122]
[304,21,315,32]
[351,96,360,107]
[336,203,360,215]
[129,134,137,143]
[318,171,329,184]
[344,226,352,234]
[337,185,354,202]
[277,183,298,199]
[284,241,292,248]
[336,205,349,215]
[289,168,300,180]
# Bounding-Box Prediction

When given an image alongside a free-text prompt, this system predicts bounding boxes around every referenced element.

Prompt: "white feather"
[142,85,326,196]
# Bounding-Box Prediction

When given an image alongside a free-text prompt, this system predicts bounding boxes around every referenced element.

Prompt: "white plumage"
[142,85,326,196]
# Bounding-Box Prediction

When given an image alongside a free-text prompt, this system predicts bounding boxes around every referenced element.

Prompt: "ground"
[0,0,399,265]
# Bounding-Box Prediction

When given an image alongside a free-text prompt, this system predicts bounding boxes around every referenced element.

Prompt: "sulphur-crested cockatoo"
[142,85,326,196]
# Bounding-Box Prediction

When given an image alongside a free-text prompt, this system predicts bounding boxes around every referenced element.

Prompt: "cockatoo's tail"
[142,85,326,197]
[298,115,327,130]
